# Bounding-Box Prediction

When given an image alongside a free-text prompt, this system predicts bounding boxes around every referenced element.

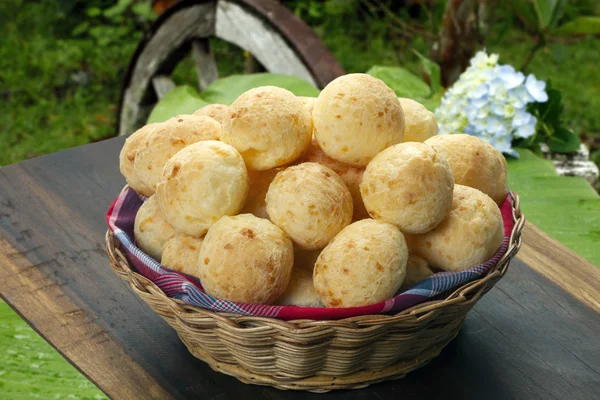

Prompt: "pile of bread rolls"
[120,73,507,308]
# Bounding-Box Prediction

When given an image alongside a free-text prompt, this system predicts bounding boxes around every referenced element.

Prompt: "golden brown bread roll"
[425,134,508,205]
[156,140,249,237]
[161,234,204,278]
[134,115,221,193]
[275,265,321,307]
[398,98,438,143]
[406,185,504,272]
[133,196,176,260]
[313,219,408,307]
[193,104,229,124]
[360,142,454,234]
[119,123,161,196]
[298,96,316,115]
[221,86,313,170]
[399,253,434,291]
[199,214,294,304]
[313,74,404,167]
[302,138,368,221]
[266,163,353,250]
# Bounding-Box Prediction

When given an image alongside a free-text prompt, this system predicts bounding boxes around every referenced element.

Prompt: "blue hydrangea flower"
[435,50,548,156]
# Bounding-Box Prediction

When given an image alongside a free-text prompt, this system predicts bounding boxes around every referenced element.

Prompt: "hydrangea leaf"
[199,73,319,105]
[412,49,442,95]
[556,16,600,35]
[547,126,581,153]
[366,66,431,99]
[146,85,208,124]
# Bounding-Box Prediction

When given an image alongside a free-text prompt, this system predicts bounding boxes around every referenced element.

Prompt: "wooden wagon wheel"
[117,0,345,136]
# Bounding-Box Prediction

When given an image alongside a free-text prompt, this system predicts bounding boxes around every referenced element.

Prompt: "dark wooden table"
[1,137,600,399]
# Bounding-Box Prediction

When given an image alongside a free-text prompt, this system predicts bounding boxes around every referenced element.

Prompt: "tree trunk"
[434,0,480,87]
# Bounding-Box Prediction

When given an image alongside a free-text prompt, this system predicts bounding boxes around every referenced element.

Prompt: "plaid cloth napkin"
[106,188,513,320]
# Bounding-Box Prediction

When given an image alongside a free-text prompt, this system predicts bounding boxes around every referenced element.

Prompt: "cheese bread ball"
[119,123,161,196]
[156,141,249,237]
[302,138,368,220]
[314,219,408,308]
[406,185,504,272]
[221,86,312,170]
[398,98,438,142]
[240,167,283,219]
[199,214,294,304]
[266,163,353,250]
[313,74,405,167]
[193,103,229,124]
[276,264,321,307]
[425,134,508,204]
[360,142,454,234]
[134,196,176,261]
[161,234,204,278]
[134,114,221,192]
[399,254,434,291]
[298,96,316,115]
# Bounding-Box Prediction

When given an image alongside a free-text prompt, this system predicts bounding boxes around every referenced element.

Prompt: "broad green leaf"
[546,126,581,153]
[556,16,600,34]
[367,66,431,99]
[507,149,600,267]
[533,0,558,29]
[200,73,319,105]
[147,85,208,124]
[413,50,441,94]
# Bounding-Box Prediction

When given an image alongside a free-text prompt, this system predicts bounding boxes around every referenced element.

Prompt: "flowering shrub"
[435,51,551,156]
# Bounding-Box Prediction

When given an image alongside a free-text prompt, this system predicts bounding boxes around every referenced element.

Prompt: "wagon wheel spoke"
[118,0,344,136]
[152,75,177,99]
[192,39,219,91]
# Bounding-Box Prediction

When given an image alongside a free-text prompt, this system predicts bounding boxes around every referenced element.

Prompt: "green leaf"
[546,126,581,153]
[132,3,156,21]
[104,0,132,19]
[533,0,558,29]
[86,7,102,17]
[530,86,562,125]
[366,66,431,98]
[199,73,319,105]
[511,0,538,30]
[147,86,209,124]
[556,16,600,35]
[72,21,90,36]
[412,50,441,94]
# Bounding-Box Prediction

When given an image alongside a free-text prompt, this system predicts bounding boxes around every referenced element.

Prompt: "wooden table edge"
[0,237,173,400]
[517,223,600,313]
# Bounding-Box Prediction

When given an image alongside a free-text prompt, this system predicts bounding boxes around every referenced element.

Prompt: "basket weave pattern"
[106,194,524,391]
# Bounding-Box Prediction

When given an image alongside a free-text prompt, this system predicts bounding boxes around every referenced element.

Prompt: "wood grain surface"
[519,223,600,313]
[1,137,599,399]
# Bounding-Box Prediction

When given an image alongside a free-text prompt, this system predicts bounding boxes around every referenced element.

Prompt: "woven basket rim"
[106,192,524,326]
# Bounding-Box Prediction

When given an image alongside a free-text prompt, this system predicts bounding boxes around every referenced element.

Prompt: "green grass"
[508,150,600,266]
[0,301,106,399]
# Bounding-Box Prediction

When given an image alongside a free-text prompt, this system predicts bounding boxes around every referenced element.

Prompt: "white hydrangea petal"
[525,74,548,102]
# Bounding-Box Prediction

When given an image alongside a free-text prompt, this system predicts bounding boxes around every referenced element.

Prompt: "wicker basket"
[106,193,524,392]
